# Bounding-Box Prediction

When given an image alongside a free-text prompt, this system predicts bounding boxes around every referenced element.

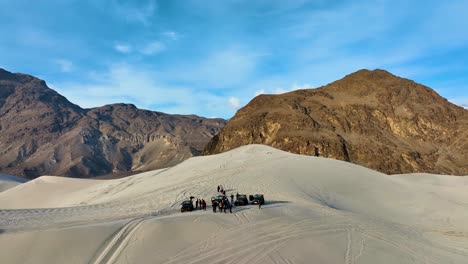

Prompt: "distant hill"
[0,68,226,178]
[204,69,468,175]
[0,173,26,192]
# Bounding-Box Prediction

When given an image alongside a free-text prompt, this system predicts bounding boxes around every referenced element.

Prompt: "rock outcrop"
[204,69,468,175]
[0,68,226,178]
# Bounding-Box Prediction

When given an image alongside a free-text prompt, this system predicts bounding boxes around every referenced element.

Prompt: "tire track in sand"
[90,216,150,264]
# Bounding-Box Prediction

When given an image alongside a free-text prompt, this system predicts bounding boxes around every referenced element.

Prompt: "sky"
[0,0,467,118]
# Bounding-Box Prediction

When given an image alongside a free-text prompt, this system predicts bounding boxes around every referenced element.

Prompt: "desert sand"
[0,144,467,263]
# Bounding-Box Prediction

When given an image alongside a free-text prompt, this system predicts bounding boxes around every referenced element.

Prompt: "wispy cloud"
[55,59,73,72]
[168,47,259,88]
[254,89,265,96]
[228,97,241,109]
[110,0,158,25]
[254,82,313,97]
[115,44,132,53]
[2,0,467,119]
[52,63,234,117]
[161,31,181,40]
[449,97,468,109]
[141,41,165,55]
[291,82,313,90]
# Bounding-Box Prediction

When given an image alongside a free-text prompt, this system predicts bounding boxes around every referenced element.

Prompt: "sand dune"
[0,145,467,263]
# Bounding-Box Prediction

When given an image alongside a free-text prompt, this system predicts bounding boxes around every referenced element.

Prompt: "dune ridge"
[0,145,467,263]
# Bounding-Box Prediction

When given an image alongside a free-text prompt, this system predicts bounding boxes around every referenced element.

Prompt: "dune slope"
[0,145,467,263]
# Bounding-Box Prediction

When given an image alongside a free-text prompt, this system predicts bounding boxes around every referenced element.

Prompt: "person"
[230,194,234,203]
[202,199,206,210]
[212,201,217,213]
[229,201,232,213]
[217,185,220,192]
[223,200,227,213]
[195,199,199,210]
[219,199,224,212]
[222,190,226,195]
[258,202,262,209]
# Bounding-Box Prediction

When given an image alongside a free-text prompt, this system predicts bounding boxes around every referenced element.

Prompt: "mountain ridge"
[204,69,468,175]
[0,68,226,178]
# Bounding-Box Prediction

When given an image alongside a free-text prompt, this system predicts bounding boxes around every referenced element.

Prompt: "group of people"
[196,198,207,210]
[189,197,207,210]
[217,185,226,195]
[212,196,233,213]
[184,185,262,214]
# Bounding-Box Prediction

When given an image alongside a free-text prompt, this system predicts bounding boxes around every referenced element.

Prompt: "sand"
[0,144,467,263]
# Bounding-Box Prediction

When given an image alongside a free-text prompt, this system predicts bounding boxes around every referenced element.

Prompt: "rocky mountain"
[0,68,226,178]
[204,69,468,175]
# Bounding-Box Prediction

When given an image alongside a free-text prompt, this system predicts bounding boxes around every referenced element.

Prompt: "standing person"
[212,201,217,213]
[202,199,206,210]
[229,201,232,213]
[223,200,227,213]
[230,194,234,204]
[217,185,220,192]
[258,202,262,209]
[195,199,199,210]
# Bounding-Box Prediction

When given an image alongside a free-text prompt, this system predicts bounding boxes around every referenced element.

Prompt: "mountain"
[204,69,468,175]
[0,68,226,178]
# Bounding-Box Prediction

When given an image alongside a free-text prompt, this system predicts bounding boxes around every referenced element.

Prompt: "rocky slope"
[204,69,468,175]
[0,68,226,178]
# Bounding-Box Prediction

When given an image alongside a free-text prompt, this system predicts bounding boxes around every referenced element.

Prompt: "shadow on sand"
[265,200,290,205]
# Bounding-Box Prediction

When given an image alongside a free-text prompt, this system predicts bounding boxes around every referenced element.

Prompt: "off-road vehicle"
[234,194,249,206]
[249,194,265,205]
[211,195,226,204]
[180,200,194,212]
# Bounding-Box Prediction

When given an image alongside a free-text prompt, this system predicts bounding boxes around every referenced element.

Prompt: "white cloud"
[254,89,265,96]
[110,0,158,25]
[115,44,131,53]
[141,41,165,55]
[449,97,468,109]
[228,97,241,109]
[55,59,73,72]
[51,63,236,117]
[272,87,288,94]
[161,31,181,40]
[253,82,313,97]
[170,47,258,88]
[291,82,313,90]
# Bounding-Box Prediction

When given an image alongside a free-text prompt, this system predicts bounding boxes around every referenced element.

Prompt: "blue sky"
[0,0,467,118]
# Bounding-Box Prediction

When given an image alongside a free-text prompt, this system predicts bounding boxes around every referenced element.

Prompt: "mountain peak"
[205,70,468,175]
[0,68,227,178]
[351,68,394,76]
[338,68,405,84]
[0,68,16,81]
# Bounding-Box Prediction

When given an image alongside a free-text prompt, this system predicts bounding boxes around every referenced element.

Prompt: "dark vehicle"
[181,200,194,212]
[234,194,249,206]
[211,195,226,204]
[249,194,265,205]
